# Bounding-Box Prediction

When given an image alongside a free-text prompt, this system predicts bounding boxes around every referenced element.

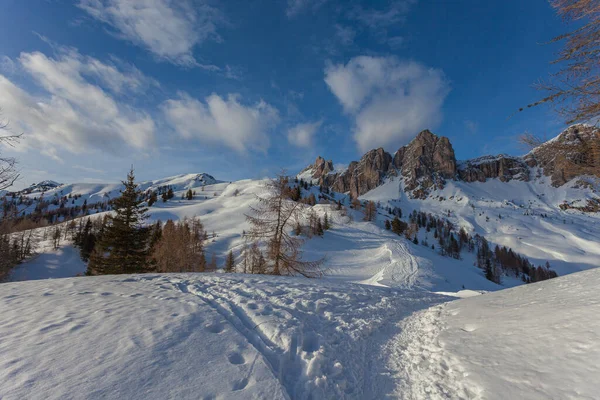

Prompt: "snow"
[2,171,600,399]
[359,174,600,277]
[7,245,87,282]
[2,268,599,399]
[389,268,600,400]
[0,273,448,399]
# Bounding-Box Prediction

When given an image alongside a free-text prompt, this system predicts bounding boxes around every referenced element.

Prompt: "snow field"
[0,273,449,399]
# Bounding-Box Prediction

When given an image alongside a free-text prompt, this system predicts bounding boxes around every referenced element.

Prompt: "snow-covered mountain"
[300,124,599,200]
[299,125,600,277]
[1,126,600,399]
[4,125,600,288]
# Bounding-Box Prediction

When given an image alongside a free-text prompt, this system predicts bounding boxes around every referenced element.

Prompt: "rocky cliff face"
[458,155,530,183]
[524,124,600,187]
[300,124,600,198]
[394,130,457,198]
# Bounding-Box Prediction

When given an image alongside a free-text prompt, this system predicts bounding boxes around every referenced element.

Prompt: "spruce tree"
[225,250,235,273]
[316,218,324,236]
[87,168,150,275]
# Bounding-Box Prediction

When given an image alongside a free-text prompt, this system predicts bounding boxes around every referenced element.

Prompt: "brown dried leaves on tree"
[522,0,600,124]
[245,173,324,278]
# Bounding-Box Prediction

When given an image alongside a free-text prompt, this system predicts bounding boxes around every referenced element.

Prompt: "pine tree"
[148,191,157,207]
[186,189,193,200]
[87,167,150,275]
[225,250,235,273]
[167,188,174,199]
[363,201,376,221]
[385,220,391,230]
[79,219,96,262]
[316,218,324,236]
[323,213,330,230]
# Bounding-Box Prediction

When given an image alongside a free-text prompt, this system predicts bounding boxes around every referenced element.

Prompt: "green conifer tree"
[87,167,150,275]
[225,250,235,273]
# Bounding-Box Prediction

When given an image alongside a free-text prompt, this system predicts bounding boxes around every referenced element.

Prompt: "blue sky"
[0,0,567,187]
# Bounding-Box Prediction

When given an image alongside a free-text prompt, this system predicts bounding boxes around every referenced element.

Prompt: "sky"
[0,0,569,188]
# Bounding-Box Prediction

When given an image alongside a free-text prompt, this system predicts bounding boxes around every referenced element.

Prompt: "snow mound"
[390,268,600,399]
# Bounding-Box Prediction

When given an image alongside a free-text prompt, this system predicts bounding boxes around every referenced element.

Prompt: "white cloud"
[0,56,16,75]
[325,56,450,152]
[0,48,156,158]
[78,0,225,67]
[287,120,322,148]
[162,93,279,153]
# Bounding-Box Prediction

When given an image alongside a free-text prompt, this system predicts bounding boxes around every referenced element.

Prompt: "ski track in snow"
[0,274,451,400]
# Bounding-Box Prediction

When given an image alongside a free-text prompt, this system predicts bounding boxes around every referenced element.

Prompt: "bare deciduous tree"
[151,217,206,273]
[246,172,324,278]
[0,110,21,191]
[520,0,600,124]
[363,201,377,221]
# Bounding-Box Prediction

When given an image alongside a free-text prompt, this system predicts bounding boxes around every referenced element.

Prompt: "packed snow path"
[0,274,448,400]
[386,268,600,400]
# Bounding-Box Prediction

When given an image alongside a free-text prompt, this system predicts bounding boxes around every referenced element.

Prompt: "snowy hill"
[6,178,502,293]
[0,273,449,399]
[1,267,599,399]
[359,174,600,277]
[393,267,600,399]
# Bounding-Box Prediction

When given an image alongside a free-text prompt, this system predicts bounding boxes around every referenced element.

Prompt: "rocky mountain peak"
[525,124,600,186]
[393,130,457,198]
[301,156,334,180]
[298,124,600,200]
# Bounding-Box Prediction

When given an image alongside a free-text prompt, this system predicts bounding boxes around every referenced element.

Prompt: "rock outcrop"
[300,156,334,180]
[300,124,600,199]
[524,124,600,187]
[394,130,457,198]
[458,155,530,183]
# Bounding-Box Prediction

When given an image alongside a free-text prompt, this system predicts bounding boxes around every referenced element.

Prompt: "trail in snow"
[0,274,450,400]
[386,268,600,400]
[385,305,482,400]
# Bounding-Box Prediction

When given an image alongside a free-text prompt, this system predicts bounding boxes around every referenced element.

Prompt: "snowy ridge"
[360,174,600,277]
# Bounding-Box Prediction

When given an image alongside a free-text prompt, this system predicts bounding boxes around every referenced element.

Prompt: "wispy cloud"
[287,120,322,148]
[0,47,156,160]
[348,0,416,28]
[325,55,450,152]
[162,92,280,153]
[464,120,479,134]
[334,24,356,46]
[77,0,226,67]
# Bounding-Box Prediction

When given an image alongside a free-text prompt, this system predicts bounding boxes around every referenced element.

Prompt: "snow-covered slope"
[2,268,599,399]
[6,178,504,293]
[0,273,448,399]
[2,173,221,215]
[390,267,600,400]
[360,174,600,277]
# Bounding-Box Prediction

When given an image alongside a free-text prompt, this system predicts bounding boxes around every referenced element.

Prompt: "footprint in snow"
[205,322,225,334]
[227,352,246,365]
